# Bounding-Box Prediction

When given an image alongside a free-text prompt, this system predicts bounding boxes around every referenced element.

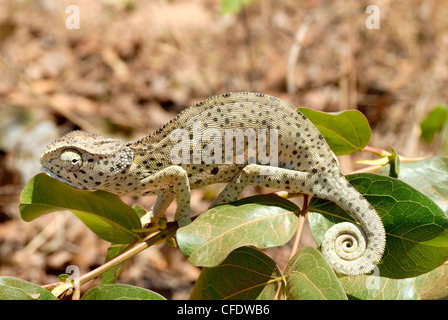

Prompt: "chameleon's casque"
[40,92,386,276]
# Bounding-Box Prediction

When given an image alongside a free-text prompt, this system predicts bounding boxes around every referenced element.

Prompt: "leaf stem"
[362,145,391,157]
[289,194,308,260]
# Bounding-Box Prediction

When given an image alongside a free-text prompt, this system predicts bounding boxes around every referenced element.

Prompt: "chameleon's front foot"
[140,205,191,228]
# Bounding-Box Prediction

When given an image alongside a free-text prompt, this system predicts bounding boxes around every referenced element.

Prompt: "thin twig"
[42,222,179,293]
[362,145,392,157]
[80,223,178,286]
[287,14,313,101]
[351,164,384,174]
[289,194,308,260]
[240,5,256,90]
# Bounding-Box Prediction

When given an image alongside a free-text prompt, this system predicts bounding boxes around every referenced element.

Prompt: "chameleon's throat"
[41,167,86,190]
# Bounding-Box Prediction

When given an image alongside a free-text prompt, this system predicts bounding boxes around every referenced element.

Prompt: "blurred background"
[0,0,447,299]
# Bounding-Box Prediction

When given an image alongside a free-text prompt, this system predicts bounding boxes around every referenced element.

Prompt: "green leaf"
[308,173,448,279]
[339,262,448,300]
[81,284,165,300]
[420,105,448,143]
[220,0,255,15]
[190,247,282,300]
[379,157,448,213]
[414,263,448,299]
[284,247,347,300]
[19,173,141,244]
[132,204,147,219]
[339,273,417,300]
[0,276,58,300]
[299,108,371,155]
[177,194,300,267]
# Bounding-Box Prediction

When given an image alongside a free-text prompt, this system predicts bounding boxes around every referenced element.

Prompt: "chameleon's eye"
[60,149,83,172]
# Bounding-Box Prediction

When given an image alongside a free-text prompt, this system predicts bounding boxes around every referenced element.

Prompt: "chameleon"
[40,92,386,276]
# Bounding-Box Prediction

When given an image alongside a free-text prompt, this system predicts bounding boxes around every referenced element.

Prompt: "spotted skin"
[40,92,386,276]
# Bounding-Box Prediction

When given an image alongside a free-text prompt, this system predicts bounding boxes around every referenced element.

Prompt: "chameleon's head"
[40,131,134,191]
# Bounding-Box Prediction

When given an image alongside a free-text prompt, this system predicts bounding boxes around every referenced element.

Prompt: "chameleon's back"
[130,92,340,193]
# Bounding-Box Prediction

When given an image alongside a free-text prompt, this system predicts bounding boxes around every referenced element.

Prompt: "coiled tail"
[316,175,386,276]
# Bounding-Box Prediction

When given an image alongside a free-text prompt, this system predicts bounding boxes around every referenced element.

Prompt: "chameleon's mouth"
[41,167,86,190]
